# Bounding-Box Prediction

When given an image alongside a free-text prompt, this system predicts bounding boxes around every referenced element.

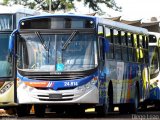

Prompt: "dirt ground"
[0,109,16,116]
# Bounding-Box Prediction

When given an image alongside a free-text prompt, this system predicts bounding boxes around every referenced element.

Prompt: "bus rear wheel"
[129,88,139,114]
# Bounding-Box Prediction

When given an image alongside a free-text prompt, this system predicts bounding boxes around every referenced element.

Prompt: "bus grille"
[37,94,74,101]
[39,98,73,101]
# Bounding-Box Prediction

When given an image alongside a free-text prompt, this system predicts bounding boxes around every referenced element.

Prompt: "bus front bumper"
[17,83,99,104]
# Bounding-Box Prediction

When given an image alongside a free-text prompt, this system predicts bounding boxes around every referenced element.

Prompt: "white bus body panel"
[17,82,99,104]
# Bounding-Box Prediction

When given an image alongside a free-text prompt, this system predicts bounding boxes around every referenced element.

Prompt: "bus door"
[0,32,17,106]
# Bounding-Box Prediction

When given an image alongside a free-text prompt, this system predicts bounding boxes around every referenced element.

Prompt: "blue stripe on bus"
[17,71,98,90]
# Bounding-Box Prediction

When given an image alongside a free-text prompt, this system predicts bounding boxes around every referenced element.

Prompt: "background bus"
[148,32,160,109]
[8,14,150,117]
[0,5,47,113]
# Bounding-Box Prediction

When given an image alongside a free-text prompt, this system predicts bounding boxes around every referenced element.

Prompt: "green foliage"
[3,0,9,5]
[2,0,121,14]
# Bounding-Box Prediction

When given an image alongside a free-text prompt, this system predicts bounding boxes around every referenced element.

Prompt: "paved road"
[1,107,160,120]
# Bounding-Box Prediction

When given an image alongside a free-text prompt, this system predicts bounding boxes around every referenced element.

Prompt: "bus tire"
[34,104,46,118]
[155,102,160,110]
[129,87,139,114]
[95,104,107,117]
[141,103,147,111]
[17,104,31,117]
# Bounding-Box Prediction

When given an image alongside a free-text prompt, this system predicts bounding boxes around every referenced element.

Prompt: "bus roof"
[19,13,96,21]
[0,5,47,15]
[18,13,148,35]
[149,32,160,38]
[97,18,148,35]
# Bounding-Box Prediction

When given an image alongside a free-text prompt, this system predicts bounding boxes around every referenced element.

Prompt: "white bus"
[148,32,160,108]
[0,4,47,115]
[7,14,150,117]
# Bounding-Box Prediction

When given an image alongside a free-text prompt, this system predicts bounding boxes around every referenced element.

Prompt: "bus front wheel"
[17,104,32,117]
[96,84,113,116]
[34,104,46,117]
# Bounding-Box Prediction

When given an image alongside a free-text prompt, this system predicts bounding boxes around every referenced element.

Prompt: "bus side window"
[145,37,149,64]
[136,35,140,62]
[105,27,112,43]
[127,33,133,47]
[121,31,128,61]
[98,25,104,36]
[105,27,114,59]
[139,35,144,63]
[127,33,133,62]
[121,31,126,45]
[143,36,149,64]
[98,25,105,60]
[114,29,122,60]
[114,30,119,44]
[133,34,138,62]
[142,36,146,48]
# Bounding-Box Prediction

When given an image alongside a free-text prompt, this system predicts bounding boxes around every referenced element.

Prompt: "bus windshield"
[17,32,97,72]
[0,33,12,77]
[149,46,159,75]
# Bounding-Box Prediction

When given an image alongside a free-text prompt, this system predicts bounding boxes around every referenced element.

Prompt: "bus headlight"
[77,76,98,91]
[77,86,85,91]
[0,82,13,94]
[91,76,98,85]
[85,84,90,89]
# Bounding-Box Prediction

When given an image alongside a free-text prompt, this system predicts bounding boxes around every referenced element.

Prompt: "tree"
[3,0,121,14]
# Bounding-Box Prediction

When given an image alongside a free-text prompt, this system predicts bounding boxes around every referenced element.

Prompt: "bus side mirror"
[99,37,109,52]
[8,30,18,63]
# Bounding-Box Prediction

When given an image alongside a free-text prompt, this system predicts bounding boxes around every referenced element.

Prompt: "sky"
[0,0,160,21]
[74,0,160,21]
[114,0,160,20]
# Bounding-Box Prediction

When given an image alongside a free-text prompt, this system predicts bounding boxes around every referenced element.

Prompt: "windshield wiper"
[35,31,49,51]
[62,30,78,50]
[35,31,51,63]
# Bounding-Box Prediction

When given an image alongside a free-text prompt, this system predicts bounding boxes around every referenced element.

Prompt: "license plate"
[49,94,62,99]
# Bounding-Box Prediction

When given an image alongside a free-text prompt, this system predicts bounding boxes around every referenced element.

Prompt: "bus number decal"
[64,82,78,87]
